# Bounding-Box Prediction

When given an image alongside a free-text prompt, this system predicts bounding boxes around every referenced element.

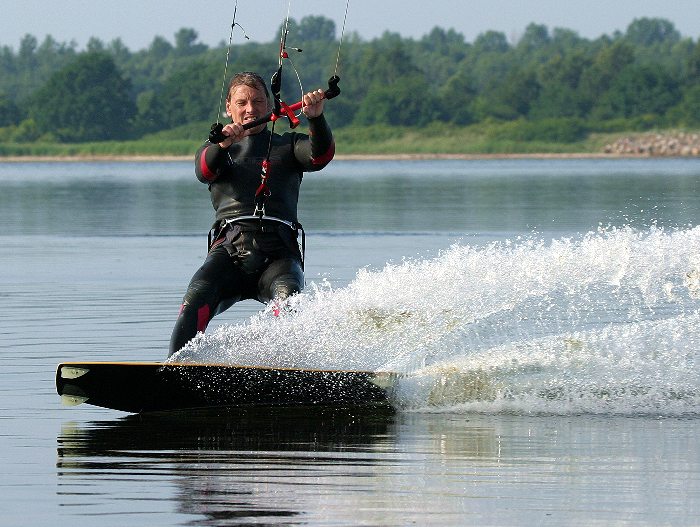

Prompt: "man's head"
[226,72,270,104]
[225,72,271,134]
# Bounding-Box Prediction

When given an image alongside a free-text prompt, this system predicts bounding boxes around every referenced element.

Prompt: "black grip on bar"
[209,122,225,144]
[325,75,341,100]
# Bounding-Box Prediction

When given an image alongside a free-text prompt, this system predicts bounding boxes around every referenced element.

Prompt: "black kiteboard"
[56,361,397,414]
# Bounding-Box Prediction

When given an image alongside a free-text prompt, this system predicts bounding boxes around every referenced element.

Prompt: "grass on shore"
[334,123,614,155]
[0,120,636,159]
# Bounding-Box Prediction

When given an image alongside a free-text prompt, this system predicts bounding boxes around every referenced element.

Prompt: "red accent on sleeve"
[199,146,218,182]
[311,140,335,166]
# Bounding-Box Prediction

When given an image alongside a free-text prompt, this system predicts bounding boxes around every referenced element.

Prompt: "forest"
[1,15,700,152]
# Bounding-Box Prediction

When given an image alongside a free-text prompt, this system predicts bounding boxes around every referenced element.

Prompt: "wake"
[170,225,700,415]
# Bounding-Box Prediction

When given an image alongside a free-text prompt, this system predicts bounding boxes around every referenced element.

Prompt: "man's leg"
[169,248,242,357]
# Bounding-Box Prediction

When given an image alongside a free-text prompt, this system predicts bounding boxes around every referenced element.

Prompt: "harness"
[208,215,306,269]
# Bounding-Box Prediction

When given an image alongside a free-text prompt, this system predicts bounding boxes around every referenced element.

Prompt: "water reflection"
[57,406,396,454]
[55,410,699,525]
[57,407,397,524]
[55,408,505,525]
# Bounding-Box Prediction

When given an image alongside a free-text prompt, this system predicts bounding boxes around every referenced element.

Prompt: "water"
[2,157,699,525]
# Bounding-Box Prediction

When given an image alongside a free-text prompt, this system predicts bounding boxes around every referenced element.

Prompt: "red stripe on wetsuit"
[196,305,211,332]
[178,303,211,333]
[199,146,218,182]
[311,140,335,166]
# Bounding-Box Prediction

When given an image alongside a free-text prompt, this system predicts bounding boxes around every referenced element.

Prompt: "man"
[169,71,334,357]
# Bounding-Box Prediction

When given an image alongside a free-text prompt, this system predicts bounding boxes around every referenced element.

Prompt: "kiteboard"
[56,361,397,414]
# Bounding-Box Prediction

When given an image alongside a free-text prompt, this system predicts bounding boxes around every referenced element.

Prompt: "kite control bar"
[209,75,340,143]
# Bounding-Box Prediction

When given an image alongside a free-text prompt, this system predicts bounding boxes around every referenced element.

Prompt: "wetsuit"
[168,115,334,356]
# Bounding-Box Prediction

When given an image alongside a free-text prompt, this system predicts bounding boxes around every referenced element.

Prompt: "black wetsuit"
[169,115,334,356]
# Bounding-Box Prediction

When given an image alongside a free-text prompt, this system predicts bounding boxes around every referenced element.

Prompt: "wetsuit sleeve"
[293,114,335,171]
[194,142,227,183]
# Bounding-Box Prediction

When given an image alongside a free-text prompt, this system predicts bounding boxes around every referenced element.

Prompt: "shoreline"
[0,152,663,163]
[3,130,700,163]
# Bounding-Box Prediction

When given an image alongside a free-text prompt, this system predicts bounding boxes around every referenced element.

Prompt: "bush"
[485,117,589,143]
[588,115,659,133]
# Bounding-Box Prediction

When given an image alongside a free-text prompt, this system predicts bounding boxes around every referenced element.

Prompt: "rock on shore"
[604,132,700,156]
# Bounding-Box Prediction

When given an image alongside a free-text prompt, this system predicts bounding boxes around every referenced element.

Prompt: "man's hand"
[301,88,325,119]
[217,122,246,148]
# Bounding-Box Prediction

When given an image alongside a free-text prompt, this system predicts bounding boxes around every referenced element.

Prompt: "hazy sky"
[3,0,700,50]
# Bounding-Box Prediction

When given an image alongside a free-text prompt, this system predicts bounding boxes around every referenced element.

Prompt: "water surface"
[1,158,699,525]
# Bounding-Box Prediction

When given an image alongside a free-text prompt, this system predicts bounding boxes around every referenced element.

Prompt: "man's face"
[225,84,269,134]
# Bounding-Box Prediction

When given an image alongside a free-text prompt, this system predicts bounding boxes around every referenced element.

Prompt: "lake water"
[1,157,699,525]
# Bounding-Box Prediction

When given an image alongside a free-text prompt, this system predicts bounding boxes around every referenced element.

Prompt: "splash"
[169,225,700,416]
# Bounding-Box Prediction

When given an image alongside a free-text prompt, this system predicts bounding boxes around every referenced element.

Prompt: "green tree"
[592,64,680,119]
[86,37,105,53]
[296,16,336,42]
[352,43,422,97]
[28,52,136,141]
[0,92,21,126]
[474,68,540,121]
[666,85,700,126]
[625,17,680,47]
[148,35,173,60]
[155,59,220,129]
[549,28,584,53]
[438,66,477,125]
[685,40,700,81]
[174,28,207,56]
[516,23,550,56]
[18,34,38,68]
[530,51,592,118]
[420,27,467,60]
[576,41,635,116]
[353,75,435,126]
[465,31,513,94]
[472,31,509,54]
[417,27,468,85]
[107,38,131,66]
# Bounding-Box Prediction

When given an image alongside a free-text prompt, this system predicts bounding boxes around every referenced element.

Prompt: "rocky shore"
[604,132,700,156]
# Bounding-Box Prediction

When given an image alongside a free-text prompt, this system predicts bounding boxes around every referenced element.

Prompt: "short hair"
[226,72,270,102]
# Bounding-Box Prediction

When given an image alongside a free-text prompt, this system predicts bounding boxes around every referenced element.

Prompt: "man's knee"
[183,278,216,306]
[259,259,303,302]
[270,274,302,300]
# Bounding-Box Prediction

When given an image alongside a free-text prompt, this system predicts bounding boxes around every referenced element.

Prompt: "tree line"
[2,16,700,144]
